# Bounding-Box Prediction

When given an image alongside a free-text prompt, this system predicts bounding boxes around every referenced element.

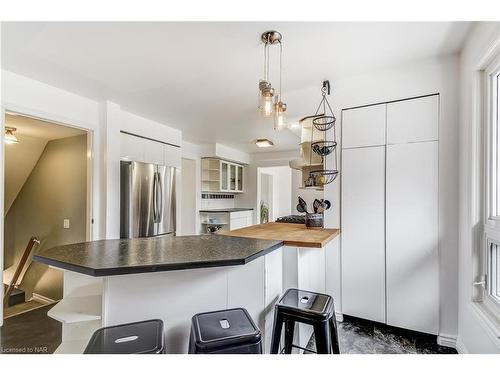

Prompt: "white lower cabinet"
[341,146,386,323]
[386,141,439,334]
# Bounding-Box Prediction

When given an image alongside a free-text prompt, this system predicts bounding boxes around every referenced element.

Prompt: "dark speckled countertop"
[33,235,283,277]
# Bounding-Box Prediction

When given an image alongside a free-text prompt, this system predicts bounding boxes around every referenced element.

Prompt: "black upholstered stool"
[84,319,165,354]
[270,288,340,354]
[189,307,262,354]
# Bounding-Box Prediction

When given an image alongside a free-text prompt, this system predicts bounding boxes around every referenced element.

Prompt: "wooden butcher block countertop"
[223,222,340,248]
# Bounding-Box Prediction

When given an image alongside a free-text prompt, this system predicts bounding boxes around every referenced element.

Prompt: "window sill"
[470,301,500,346]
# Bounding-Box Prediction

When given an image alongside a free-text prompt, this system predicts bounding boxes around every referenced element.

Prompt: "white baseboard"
[455,337,468,354]
[335,312,344,322]
[437,334,457,349]
[32,293,56,304]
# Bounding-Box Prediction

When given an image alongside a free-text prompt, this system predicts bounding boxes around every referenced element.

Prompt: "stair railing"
[3,236,40,307]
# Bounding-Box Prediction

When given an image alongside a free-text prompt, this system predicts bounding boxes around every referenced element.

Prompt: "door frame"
[0,108,95,323]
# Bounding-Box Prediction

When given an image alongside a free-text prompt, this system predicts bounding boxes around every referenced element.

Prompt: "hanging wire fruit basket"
[313,115,336,131]
[311,82,337,131]
[309,169,339,186]
[305,80,339,187]
[311,140,337,157]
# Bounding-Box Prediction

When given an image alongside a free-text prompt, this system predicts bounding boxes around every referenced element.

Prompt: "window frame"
[477,55,500,328]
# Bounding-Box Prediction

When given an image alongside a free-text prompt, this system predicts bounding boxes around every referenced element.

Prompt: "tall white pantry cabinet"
[340,94,439,335]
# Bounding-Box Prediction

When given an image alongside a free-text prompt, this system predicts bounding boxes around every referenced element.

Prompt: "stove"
[275,215,306,224]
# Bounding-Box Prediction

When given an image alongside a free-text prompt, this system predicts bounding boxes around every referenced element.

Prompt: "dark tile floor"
[0,304,61,354]
[307,315,457,354]
[0,306,457,354]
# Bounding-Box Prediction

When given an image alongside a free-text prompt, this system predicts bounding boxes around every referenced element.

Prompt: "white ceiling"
[1,22,471,152]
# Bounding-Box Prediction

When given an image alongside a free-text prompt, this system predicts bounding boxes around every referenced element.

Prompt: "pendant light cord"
[279,41,283,100]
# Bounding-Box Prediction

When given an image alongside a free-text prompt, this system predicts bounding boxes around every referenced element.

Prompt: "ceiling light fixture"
[255,138,274,148]
[4,127,19,144]
[258,31,287,130]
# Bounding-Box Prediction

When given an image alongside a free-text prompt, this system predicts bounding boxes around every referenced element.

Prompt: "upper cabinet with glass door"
[202,158,245,193]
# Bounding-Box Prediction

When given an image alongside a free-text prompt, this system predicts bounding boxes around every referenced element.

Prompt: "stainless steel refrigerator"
[120,161,176,238]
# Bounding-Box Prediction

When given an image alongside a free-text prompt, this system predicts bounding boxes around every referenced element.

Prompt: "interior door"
[156,165,175,236]
[341,146,386,323]
[386,141,439,334]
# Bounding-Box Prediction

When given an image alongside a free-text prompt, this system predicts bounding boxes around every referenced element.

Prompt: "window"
[489,242,500,304]
[478,56,500,324]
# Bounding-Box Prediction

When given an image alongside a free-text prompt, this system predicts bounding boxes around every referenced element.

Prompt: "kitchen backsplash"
[201,194,235,209]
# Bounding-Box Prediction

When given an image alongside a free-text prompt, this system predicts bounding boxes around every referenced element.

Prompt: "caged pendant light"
[258,31,287,130]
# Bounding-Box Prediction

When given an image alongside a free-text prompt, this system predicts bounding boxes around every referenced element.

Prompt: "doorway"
[257,166,292,223]
[2,113,89,320]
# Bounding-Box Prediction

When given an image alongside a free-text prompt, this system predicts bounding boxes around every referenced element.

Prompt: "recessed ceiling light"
[255,139,274,148]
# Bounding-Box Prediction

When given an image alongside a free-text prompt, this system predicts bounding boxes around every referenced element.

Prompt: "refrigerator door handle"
[157,171,163,222]
[152,171,158,222]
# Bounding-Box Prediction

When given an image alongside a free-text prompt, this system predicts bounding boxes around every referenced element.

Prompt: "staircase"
[3,284,26,306]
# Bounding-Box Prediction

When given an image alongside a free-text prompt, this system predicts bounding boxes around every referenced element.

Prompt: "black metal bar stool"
[270,288,340,354]
[84,319,165,354]
[189,307,262,354]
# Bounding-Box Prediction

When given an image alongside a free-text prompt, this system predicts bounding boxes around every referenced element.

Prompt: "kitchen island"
[34,224,340,354]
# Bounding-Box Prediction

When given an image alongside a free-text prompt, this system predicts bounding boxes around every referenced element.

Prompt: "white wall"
[457,22,500,353]
[314,54,461,341]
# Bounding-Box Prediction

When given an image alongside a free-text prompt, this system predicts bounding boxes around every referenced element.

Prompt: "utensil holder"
[305,213,323,228]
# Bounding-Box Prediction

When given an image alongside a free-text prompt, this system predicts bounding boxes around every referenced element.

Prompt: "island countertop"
[222,222,340,248]
[33,235,283,277]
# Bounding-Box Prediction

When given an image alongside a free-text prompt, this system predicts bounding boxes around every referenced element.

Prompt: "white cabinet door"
[120,133,145,162]
[342,104,386,148]
[164,144,181,168]
[341,146,386,323]
[220,161,229,191]
[386,141,439,334]
[144,140,164,165]
[236,165,244,192]
[387,95,438,144]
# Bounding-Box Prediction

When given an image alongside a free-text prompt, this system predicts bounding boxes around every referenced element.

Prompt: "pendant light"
[273,40,287,131]
[258,31,287,129]
[4,127,19,144]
